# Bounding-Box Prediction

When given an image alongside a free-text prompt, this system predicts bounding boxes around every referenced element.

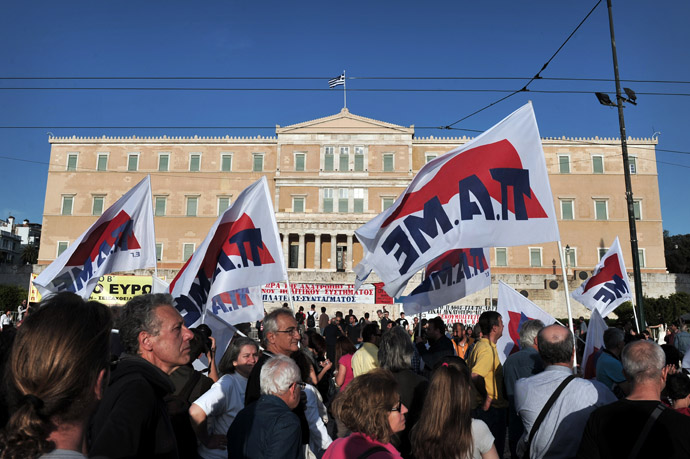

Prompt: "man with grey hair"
[90,293,194,458]
[515,324,616,459]
[228,355,303,458]
[503,319,545,459]
[578,340,690,458]
[596,327,630,396]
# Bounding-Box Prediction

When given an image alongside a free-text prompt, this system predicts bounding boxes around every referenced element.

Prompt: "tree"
[0,284,28,312]
[664,230,690,274]
[21,244,38,265]
[641,292,690,326]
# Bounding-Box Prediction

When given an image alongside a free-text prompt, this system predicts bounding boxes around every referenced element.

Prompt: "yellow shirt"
[351,342,379,377]
[466,338,508,408]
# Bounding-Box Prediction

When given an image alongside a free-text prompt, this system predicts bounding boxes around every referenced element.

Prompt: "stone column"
[282,233,289,268]
[347,233,353,271]
[314,233,321,270]
[298,233,305,269]
[330,234,337,270]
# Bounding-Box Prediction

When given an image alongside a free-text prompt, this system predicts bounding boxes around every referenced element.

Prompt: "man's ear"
[139,330,154,353]
[94,368,107,401]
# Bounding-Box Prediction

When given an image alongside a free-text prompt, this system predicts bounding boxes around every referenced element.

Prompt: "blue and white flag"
[329,74,345,88]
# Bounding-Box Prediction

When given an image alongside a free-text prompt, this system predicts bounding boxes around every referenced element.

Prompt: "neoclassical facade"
[38,108,666,313]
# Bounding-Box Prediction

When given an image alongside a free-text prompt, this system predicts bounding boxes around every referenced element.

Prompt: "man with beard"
[415,316,454,373]
[451,322,472,359]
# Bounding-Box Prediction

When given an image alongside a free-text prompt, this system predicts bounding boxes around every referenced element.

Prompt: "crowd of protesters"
[2,296,690,458]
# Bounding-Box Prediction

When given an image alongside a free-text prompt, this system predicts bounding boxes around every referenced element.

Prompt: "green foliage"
[0,284,28,312]
[21,245,38,265]
[641,292,690,325]
[664,231,690,273]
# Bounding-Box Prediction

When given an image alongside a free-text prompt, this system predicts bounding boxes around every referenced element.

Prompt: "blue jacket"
[227,394,302,459]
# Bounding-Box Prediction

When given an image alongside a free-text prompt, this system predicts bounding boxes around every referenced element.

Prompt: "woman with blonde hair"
[411,356,498,459]
[325,369,408,458]
[0,292,112,458]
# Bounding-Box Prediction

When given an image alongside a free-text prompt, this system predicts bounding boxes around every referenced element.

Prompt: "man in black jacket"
[89,293,194,458]
[415,316,454,374]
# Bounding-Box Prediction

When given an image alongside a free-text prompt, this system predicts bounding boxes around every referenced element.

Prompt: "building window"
[425,153,437,164]
[97,153,108,171]
[592,155,604,174]
[598,247,608,260]
[594,200,608,220]
[154,196,167,217]
[382,197,395,211]
[127,153,139,172]
[293,196,305,213]
[253,154,264,172]
[638,249,645,268]
[495,247,507,267]
[338,189,349,212]
[67,153,78,171]
[633,200,642,220]
[92,196,105,216]
[158,153,169,172]
[629,156,637,174]
[156,243,163,262]
[529,248,542,267]
[564,247,577,267]
[354,188,365,213]
[354,146,365,171]
[295,153,306,172]
[218,197,230,215]
[558,155,570,174]
[339,147,349,171]
[383,153,394,172]
[57,241,69,257]
[183,243,195,262]
[61,195,74,216]
[324,147,334,171]
[221,154,232,172]
[323,189,333,213]
[186,197,198,217]
[560,199,574,220]
[289,243,299,269]
[189,153,201,172]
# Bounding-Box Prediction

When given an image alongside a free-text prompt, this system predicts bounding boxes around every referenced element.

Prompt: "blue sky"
[2,0,689,235]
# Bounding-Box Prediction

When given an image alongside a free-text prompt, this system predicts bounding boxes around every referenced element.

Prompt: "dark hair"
[412,356,473,459]
[666,373,690,402]
[0,293,112,457]
[218,337,259,375]
[306,331,327,358]
[321,307,326,313]
[428,316,446,334]
[118,293,174,355]
[364,312,370,319]
[537,326,574,365]
[661,344,681,369]
[362,323,380,343]
[335,336,357,365]
[603,327,625,350]
[291,349,315,385]
[378,326,414,372]
[331,369,399,443]
[477,311,501,337]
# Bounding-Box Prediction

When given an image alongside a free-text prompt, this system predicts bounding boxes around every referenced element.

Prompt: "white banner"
[421,304,494,326]
[170,177,286,327]
[571,237,632,318]
[34,176,156,299]
[583,309,607,379]
[400,248,491,315]
[496,280,557,363]
[262,282,378,304]
[355,103,559,297]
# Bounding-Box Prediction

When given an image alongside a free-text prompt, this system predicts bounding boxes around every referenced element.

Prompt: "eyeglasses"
[295,382,306,390]
[275,327,301,336]
[390,398,403,412]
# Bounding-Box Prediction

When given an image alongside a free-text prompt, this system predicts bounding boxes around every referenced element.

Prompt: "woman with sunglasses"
[324,369,408,458]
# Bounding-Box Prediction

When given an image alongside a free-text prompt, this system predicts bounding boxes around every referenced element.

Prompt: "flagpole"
[629,291,641,333]
[343,69,347,109]
[148,174,159,280]
[285,275,296,312]
[557,240,577,371]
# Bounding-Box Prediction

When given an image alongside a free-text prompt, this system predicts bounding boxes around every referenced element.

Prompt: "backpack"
[307,311,316,328]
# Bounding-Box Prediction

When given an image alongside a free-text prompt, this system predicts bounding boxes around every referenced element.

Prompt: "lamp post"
[565,244,571,276]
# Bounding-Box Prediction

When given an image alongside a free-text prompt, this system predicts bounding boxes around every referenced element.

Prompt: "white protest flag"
[34,176,156,299]
[400,248,490,315]
[354,103,559,297]
[571,237,632,318]
[170,176,284,328]
[582,309,607,379]
[496,280,557,363]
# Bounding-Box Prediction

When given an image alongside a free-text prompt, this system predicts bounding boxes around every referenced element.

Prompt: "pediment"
[276,108,413,135]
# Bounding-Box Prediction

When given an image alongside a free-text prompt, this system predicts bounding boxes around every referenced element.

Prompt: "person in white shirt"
[1,311,13,330]
[189,337,259,459]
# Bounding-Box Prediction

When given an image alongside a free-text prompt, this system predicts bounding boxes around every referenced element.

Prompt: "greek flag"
[329,74,345,88]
